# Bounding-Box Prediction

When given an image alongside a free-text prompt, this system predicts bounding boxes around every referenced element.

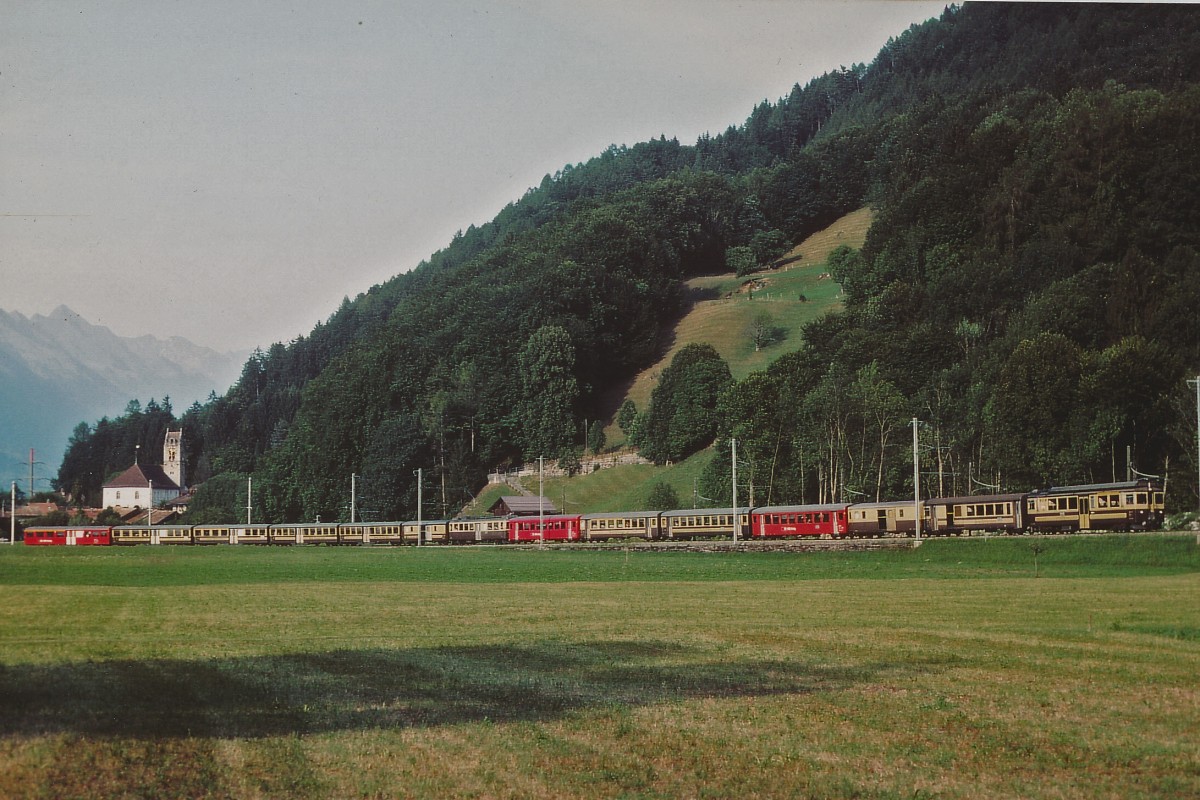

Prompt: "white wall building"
[101,430,185,510]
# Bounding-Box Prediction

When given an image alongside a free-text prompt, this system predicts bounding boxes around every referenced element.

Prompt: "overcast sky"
[2,0,945,353]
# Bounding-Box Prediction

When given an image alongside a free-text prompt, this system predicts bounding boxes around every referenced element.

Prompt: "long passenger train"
[21,479,1164,547]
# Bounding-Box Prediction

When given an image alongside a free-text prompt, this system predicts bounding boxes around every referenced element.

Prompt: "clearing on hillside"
[610,207,872,438]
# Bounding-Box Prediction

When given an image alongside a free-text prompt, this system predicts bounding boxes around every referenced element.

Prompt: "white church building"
[101,429,185,511]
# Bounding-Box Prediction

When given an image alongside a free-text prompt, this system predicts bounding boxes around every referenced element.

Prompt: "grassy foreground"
[1,536,1197,799]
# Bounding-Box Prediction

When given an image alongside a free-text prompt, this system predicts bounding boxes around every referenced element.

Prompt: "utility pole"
[415,468,423,546]
[913,418,922,546]
[731,438,739,542]
[246,476,253,525]
[9,481,15,544]
[1190,375,1200,527]
[350,473,357,524]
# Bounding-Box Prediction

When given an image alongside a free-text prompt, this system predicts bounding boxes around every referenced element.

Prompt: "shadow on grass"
[0,640,944,740]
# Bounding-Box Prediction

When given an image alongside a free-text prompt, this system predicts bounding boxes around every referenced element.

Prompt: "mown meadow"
[1,535,1197,798]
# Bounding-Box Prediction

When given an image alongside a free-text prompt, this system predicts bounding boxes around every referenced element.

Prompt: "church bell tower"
[164,429,185,489]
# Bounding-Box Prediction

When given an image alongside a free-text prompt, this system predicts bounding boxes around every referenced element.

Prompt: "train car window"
[1154,493,1164,505]
[1125,494,1135,505]
[1136,493,1147,504]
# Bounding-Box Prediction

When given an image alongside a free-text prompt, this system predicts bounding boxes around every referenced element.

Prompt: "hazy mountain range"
[0,305,245,486]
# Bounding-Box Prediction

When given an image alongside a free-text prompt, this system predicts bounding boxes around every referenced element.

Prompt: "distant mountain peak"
[0,305,247,474]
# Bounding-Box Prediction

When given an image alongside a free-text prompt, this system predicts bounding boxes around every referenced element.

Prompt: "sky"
[2,0,946,353]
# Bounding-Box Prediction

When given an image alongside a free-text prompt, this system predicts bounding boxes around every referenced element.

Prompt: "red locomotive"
[23,527,113,546]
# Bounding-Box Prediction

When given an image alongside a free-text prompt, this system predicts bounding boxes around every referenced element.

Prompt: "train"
[20,479,1165,547]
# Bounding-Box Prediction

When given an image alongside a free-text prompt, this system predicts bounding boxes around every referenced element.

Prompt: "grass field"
[2,535,1197,799]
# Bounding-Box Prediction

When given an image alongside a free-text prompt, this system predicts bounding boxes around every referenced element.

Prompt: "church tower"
[164,429,185,489]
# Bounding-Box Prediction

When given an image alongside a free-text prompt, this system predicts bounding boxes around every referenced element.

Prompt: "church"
[101,429,185,511]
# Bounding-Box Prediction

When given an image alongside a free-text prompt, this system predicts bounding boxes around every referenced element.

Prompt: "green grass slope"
[620,206,871,416]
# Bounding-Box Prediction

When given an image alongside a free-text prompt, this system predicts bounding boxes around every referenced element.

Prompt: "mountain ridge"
[0,305,245,477]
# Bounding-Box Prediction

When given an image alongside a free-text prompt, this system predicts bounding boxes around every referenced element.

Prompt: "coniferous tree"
[518,325,579,461]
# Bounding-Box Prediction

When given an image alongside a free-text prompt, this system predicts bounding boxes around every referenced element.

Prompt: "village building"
[101,429,186,511]
[487,496,558,517]
[13,501,62,519]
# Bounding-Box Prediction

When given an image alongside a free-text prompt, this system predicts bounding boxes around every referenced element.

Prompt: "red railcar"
[23,526,113,546]
[750,505,850,538]
[507,514,582,543]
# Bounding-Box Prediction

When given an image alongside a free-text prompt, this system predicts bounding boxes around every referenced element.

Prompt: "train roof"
[581,510,662,520]
[661,507,751,517]
[1041,480,1160,494]
[847,500,919,510]
[925,493,1027,506]
[753,504,847,513]
[23,525,111,531]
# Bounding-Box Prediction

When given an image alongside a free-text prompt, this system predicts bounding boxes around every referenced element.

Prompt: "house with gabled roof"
[487,496,558,517]
[101,463,181,511]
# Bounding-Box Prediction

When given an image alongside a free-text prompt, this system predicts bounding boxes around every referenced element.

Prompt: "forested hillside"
[58,3,1200,521]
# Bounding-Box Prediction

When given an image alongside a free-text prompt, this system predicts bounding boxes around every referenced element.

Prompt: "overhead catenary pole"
[351,473,357,524]
[1194,375,1200,517]
[731,438,739,542]
[1189,375,1200,531]
[10,481,15,544]
[416,468,423,546]
[913,418,922,546]
[246,476,253,525]
[538,456,545,544]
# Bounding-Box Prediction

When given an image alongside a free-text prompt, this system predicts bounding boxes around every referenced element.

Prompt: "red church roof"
[103,464,180,491]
